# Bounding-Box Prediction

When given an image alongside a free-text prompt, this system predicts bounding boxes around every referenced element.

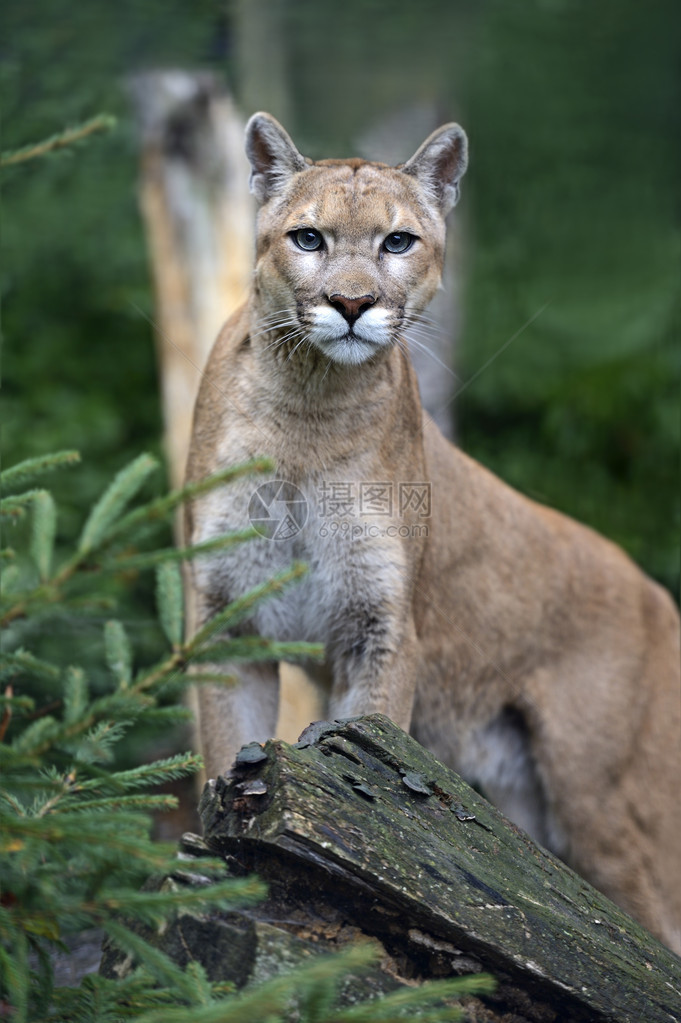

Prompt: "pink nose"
[328,293,376,324]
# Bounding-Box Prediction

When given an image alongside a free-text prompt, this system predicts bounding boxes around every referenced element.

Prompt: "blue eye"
[383,232,415,254]
[292,228,323,251]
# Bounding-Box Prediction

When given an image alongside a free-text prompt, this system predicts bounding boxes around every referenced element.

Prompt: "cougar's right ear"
[245,113,308,203]
[402,123,468,214]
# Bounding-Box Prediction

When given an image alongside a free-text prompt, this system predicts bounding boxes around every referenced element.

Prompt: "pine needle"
[98,529,257,574]
[187,562,308,651]
[104,620,133,686]
[30,490,57,581]
[104,457,274,547]
[0,115,116,167]
[156,562,184,647]
[0,649,61,680]
[0,450,80,491]
[79,453,159,554]
[77,752,204,793]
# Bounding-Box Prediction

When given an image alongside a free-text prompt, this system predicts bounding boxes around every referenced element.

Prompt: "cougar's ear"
[245,112,308,204]
[402,123,468,214]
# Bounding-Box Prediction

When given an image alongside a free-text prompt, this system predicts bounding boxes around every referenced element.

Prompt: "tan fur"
[186,113,681,951]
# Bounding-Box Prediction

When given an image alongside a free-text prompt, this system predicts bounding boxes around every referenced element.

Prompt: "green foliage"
[0,452,82,492]
[131,944,495,1023]
[78,454,159,555]
[0,452,303,1018]
[457,0,680,594]
[0,450,492,1023]
[156,564,184,649]
[2,0,227,530]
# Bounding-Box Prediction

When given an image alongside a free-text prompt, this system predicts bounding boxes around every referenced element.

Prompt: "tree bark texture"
[102,716,681,1022]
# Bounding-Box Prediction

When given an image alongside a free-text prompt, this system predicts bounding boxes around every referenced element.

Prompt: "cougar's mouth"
[305,304,393,365]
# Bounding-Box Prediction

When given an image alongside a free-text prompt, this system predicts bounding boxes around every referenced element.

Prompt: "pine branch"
[78,453,159,555]
[181,672,237,686]
[71,718,133,764]
[0,450,80,492]
[0,489,52,520]
[186,562,308,652]
[98,528,258,574]
[0,115,116,167]
[52,794,178,815]
[0,649,61,680]
[0,692,35,713]
[76,752,204,793]
[128,650,185,698]
[30,490,57,582]
[104,620,133,686]
[0,456,271,629]
[137,706,192,726]
[101,457,274,549]
[156,562,184,648]
[334,974,496,1021]
[63,667,88,724]
[191,636,324,665]
[101,919,200,1004]
[99,875,264,928]
[135,945,376,1023]
[9,716,61,756]
[5,815,177,870]
[0,931,29,1021]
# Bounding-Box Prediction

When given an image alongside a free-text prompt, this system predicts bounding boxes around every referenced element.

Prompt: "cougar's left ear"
[245,112,308,204]
[402,123,468,214]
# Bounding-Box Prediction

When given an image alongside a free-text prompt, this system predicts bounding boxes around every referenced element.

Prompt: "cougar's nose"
[328,293,376,325]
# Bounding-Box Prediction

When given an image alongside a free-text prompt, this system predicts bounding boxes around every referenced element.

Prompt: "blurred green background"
[3,0,680,602]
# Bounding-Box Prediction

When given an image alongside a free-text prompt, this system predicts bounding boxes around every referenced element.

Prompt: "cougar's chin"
[312,335,383,366]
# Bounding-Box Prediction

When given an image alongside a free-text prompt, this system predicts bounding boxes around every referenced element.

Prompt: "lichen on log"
[199,714,681,1023]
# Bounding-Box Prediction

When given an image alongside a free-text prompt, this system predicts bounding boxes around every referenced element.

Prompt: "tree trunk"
[127,70,253,491]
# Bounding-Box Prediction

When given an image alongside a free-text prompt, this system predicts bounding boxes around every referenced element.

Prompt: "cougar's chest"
[193,471,408,646]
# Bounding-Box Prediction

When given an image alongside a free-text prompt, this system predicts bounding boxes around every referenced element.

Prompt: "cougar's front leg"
[188,591,280,780]
[193,660,280,780]
[328,613,420,731]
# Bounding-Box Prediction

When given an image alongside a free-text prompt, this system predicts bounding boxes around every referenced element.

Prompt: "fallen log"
[103,715,681,1021]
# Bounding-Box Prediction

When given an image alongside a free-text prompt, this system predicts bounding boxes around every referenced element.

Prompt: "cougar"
[185,112,681,951]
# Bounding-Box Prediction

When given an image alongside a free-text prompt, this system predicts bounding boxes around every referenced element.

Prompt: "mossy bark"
[198,714,681,1023]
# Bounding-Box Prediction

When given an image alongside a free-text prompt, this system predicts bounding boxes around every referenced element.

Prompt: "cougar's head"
[245,113,467,367]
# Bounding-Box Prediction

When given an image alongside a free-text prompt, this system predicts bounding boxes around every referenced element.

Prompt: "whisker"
[255,309,298,325]
[320,352,335,383]
[287,333,313,362]
[263,327,306,352]
[251,318,300,341]
[404,324,449,346]
[408,310,448,331]
[394,338,414,374]
[401,328,462,382]
[408,341,460,382]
